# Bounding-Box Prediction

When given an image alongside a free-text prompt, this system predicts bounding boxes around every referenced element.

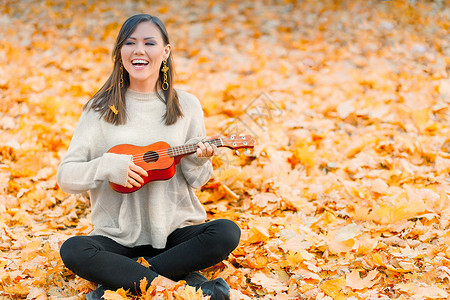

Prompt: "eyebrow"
[127,37,156,40]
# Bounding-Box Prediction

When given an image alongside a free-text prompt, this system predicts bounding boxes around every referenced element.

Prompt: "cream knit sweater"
[57,89,212,248]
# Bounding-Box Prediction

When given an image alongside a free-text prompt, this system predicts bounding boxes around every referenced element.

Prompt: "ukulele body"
[108,142,181,193]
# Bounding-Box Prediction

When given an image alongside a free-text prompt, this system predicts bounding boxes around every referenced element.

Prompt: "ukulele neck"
[168,138,223,157]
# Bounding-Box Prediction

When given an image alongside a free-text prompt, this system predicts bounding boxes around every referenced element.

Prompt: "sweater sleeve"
[56,110,132,194]
[178,94,213,189]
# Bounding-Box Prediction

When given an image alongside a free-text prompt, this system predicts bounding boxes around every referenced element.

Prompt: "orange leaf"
[137,257,151,268]
[293,145,316,168]
[246,255,268,269]
[102,288,129,300]
[140,277,149,295]
[371,253,385,267]
[320,276,346,298]
[245,226,269,244]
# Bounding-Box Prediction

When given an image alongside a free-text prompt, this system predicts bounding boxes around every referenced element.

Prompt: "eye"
[124,41,134,45]
[145,42,156,46]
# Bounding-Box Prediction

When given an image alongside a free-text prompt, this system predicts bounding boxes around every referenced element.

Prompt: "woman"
[57,14,240,300]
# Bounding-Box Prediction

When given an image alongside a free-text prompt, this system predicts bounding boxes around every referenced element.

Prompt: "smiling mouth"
[131,59,149,66]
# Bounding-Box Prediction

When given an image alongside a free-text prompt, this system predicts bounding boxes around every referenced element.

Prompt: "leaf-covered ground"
[0,0,449,299]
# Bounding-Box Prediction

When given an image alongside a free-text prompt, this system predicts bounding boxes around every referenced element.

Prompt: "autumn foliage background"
[1,0,449,299]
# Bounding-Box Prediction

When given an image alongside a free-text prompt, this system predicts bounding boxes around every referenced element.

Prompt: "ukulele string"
[128,138,224,164]
[112,138,226,192]
[130,147,211,163]
[129,136,251,164]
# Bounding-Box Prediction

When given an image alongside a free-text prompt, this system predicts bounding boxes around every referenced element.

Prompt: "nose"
[133,43,145,55]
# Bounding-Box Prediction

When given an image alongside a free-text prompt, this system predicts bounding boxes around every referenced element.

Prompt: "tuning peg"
[244,150,251,155]
[235,150,240,155]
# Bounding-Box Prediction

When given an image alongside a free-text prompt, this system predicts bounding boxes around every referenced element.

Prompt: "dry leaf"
[320,276,346,298]
[1,1,448,299]
[102,288,129,300]
[250,272,288,294]
[345,270,378,290]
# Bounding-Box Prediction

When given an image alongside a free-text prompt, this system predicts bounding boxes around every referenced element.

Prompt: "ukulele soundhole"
[143,151,159,163]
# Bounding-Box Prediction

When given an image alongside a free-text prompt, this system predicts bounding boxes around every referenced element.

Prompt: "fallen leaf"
[345,269,378,290]
[251,272,288,294]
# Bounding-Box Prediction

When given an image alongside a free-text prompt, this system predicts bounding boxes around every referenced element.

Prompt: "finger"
[130,162,148,177]
[204,143,213,156]
[128,164,145,184]
[212,144,220,155]
[124,180,133,188]
[128,169,144,184]
[197,142,206,157]
[127,176,142,187]
[200,142,211,157]
[197,147,207,157]
[197,142,206,151]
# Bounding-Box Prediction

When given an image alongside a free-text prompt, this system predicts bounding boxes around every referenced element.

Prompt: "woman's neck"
[128,77,158,93]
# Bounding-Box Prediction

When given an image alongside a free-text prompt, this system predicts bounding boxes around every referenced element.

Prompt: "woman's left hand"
[196,134,220,158]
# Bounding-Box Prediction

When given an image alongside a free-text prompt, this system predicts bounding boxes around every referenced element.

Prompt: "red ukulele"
[107,134,255,193]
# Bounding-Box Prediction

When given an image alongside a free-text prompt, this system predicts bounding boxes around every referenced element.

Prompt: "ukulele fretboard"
[168,138,223,157]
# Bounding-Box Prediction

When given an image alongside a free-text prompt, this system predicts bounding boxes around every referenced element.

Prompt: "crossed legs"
[60,219,241,292]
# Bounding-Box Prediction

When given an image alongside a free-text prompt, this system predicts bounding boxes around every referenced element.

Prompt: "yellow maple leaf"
[285,250,304,267]
[175,285,204,300]
[320,276,346,298]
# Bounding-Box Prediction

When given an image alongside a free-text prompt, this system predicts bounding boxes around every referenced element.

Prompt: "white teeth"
[132,59,148,64]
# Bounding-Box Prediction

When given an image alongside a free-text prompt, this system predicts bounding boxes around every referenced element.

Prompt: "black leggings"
[60,219,241,292]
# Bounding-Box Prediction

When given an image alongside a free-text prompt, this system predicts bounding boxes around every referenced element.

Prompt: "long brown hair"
[85,14,183,126]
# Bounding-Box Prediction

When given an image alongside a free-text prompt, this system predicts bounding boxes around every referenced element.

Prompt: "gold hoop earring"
[120,60,124,89]
[161,60,169,91]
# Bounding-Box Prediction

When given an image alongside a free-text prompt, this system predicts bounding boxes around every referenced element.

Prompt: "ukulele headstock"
[220,134,255,150]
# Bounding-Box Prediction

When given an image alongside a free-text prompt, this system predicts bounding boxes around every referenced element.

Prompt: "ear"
[163,44,172,60]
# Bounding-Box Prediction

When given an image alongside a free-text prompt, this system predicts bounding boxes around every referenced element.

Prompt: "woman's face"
[120,21,171,91]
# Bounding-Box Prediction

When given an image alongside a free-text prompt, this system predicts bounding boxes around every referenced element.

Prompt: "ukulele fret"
[169,138,223,157]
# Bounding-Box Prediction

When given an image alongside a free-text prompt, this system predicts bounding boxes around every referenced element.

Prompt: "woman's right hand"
[123,161,148,188]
